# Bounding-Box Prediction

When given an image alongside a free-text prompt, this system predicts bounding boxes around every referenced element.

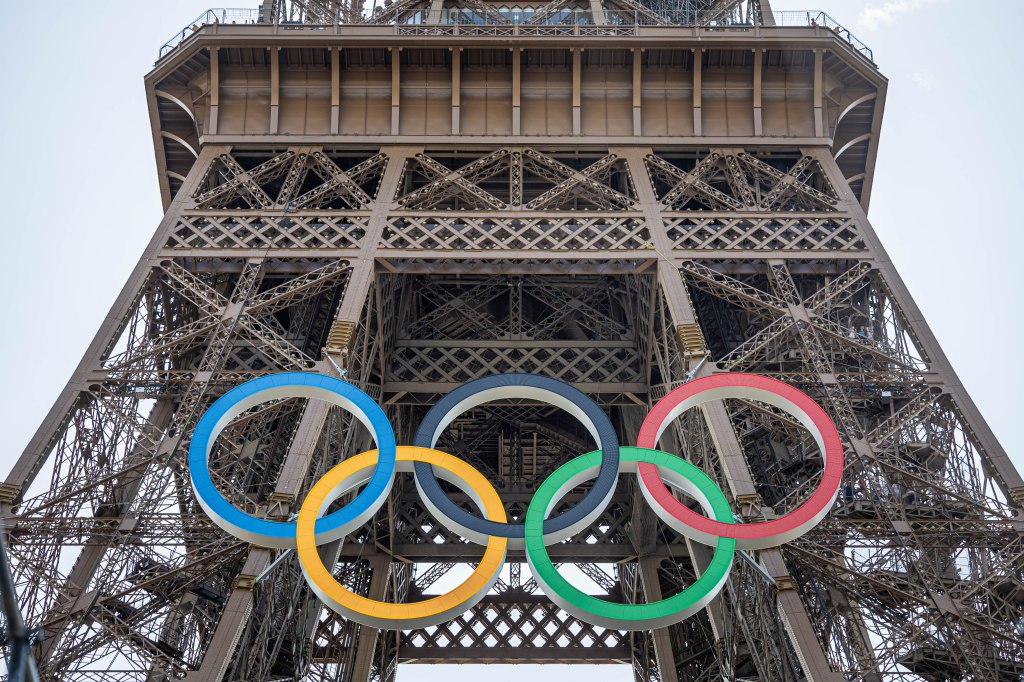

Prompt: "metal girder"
[291,152,386,209]
[395,148,637,212]
[193,149,387,212]
[7,92,1024,682]
[645,150,839,213]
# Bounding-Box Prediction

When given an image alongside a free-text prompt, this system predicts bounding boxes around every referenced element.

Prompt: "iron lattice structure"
[259,0,759,26]
[3,1,1024,680]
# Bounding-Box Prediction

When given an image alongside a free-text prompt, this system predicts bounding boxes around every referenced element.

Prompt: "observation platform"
[147,5,885,210]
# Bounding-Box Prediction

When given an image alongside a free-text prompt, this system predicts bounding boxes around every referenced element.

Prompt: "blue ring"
[412,373,620,541]
[188,372,397,548]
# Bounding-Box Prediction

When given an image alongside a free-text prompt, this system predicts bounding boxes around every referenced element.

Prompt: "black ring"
[413,373,620,541]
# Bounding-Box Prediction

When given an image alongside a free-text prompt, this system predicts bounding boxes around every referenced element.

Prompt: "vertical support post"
[391,48,401,134]
[588,0,606,24]
[38,401,176,661]
[616,146,842,681]
[331,46,340,134]
[512,48,522,135]
[682,321,841,682]
[638,557,680,682]
[270,47,280,134]
[187,549,268,681]
[693,48,703,136]
[209,47,220,135]
[348,556,392,681]
[188,312,370,681]
[261,1,276,23]
[753,48,763,136]
[622,407,683,682]
[452,48,461,135]
[337,146,415,321]
[813,48,823,137]
[186,148,414,679]
[572,48,582,135]
[429,0,445,23]
[632,48,642,136]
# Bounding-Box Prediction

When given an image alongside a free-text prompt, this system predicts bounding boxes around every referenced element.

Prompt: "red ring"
[636,373,843,550]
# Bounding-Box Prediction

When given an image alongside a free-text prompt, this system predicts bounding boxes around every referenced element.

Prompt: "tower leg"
[617,146,844,681]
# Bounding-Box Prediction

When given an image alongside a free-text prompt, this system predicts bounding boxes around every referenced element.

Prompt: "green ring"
[524,446,736,630]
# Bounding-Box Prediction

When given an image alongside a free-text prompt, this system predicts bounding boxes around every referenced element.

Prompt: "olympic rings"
[298,447,507,629]
[188,372,397,548]
[188,370,842,630]
[525,447,735,630]
[636,373,844,549]
[413,373,620,548]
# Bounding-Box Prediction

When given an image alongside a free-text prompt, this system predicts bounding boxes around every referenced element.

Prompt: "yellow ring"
[296,446,508,629]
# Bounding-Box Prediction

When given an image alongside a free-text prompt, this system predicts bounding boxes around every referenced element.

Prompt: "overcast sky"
[0,1,1021,680]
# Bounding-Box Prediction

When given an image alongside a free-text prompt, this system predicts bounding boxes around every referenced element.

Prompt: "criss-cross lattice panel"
[646,151,838,212]
[394,148,637,211]
[380,215,648,251]
[665,216,864,251]
[399,596,632,663]
[387,346,645,385]
[167,215,369,250]
[191,150,387,210]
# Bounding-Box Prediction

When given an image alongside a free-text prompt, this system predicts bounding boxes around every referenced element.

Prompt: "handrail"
[159,8,262,57]
[159,7,873,64]
[772,10,873,62]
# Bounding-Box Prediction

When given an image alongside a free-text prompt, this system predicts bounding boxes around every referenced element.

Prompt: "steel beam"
[10,8,1024,679]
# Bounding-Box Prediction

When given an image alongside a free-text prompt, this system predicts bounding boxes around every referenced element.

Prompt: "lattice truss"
[225,274,395,682]
[2,254,357,678]
[263,0,366,25]
[681,258,1024,679]
[645,150,867,254]
[3,141,1023,682]
[635,0,760,25]
[394,148,637,211]
[645,150,838,213]
[366,0,761,26]
[167,147,862,257]
[192,149,387,211]
[385,275,646,394]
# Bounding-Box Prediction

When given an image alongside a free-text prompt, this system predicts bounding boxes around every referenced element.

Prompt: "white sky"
[0,1,1021,680]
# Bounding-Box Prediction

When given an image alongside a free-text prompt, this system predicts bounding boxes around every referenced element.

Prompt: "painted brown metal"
[4,1,1022,681]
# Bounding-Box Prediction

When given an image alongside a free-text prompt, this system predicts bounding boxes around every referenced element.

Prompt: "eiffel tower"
[2,1,1023,680]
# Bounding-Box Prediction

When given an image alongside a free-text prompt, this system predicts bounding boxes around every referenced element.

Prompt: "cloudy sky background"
[0,1,1021,679]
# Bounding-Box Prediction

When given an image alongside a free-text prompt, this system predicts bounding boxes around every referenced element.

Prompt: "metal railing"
[426,8,755,25]
[772,10,873,62]
[160,8,261,57]
[159,7,873,64]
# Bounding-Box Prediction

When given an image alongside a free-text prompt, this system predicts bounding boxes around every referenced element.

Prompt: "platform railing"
[160,8,261,57]
[772,10,873,62]
[159,7,873,64]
